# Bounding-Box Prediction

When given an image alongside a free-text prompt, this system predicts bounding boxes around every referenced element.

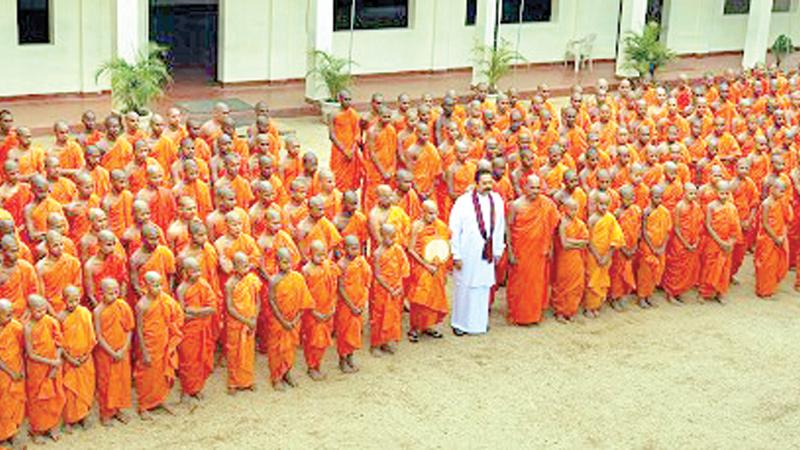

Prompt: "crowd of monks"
[1,63,800,445]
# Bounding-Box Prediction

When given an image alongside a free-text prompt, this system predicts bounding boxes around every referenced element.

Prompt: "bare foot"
[283,371,298,387]
[194,391,205,400]
[100,417,113,427]
[139,410,152,421]
[645,298,657,308]
[48,429,61,442]
[308,368,325,381]
[555,314,568,324]
[29,433,42,445]
[64,424,74,435]
[114,411,130,424]
[346,355,359,373]
[272,381,286,392]
[715,295,727,305]
[161,404,176,416]
[583,309,592,318]
[381,343,397,354]
[247,384,258,392]
[339,358,350,373]
[638,299,649,309]
[370,347,383,357]
[227,387,237,396]
[731,276,740,285]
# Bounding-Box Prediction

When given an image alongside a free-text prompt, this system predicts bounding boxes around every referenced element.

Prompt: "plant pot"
[485,93,499,105]
[320,100,340,124]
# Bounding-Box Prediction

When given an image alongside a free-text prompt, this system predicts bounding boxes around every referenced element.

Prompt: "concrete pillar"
[305,0,335,101]
[615,0,647,78]
[742,0,774,69]
[472,0,499,85]
[114,0,147,63]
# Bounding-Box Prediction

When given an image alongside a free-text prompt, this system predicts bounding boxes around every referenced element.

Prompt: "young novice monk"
[662,183,703,303]
[636,186,672,308]
[406,200,450,341]
[134,271,184,420]
[0,298,25,446]
[754,180,792,299]
[176,257,218,400]
[552,198,589,322]
[335,236,372,373]
[699,181,742,304]
[585,193,625,317]
[608,185,641,310]
[59,285,96,432]
[370,223,410,356]
[301,240,340,381]
[225,252,261,395]
[25,294,66,443]
[93,278,134,426]
[267,248,313,390]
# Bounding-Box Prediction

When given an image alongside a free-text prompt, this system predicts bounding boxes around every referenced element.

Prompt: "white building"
[1,0,798,98]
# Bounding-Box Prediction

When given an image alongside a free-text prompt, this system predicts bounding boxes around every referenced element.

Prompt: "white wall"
[0,0,112,96]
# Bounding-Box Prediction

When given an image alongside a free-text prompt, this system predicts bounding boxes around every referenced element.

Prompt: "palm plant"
[771,34,794,68]
[307,50,354,102]
[472,39,525,94]
[96,42,172,115]
[623,22,675,78]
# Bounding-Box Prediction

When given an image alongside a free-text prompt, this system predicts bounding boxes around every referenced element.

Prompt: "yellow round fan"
[424,239,451,263]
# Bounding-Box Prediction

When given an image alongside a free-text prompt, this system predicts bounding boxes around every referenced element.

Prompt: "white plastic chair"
[564,37,585,74]
[580,33,597,72]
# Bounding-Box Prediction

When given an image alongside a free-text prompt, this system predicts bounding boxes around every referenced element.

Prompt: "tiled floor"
[2,51,796,138]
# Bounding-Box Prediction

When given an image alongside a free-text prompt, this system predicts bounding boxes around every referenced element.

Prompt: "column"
[305,0,334,101]
[615,0,647,77]
[472,0,499,85]
[114,0,146,63]
[742,0,774,69]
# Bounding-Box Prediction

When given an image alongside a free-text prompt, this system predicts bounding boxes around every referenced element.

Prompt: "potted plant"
[307,50,354,123]
[771,34,794,68]
[472,38,525,96]
[622,22,675,79]
[95,42,172,124]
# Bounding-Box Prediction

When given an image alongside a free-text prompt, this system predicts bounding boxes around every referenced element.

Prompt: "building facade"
[2,0,799,98]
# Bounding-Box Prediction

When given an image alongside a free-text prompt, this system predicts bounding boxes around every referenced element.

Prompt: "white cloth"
[449,190,505,333]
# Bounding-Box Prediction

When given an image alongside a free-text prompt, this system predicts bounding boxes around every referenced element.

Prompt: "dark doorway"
[646,0,665,26]
[149,0,218,82]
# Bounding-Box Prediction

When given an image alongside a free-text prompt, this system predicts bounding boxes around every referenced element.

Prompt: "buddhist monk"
[84,230,129,308]
[201,102,229,148]
[267,247,313,390]
[585,192,625,317]
[134,271,183,419]
[729,159,760,281]
[130,224,176,300]
[0,235,41,318]
[37,231,83,315]
[24,174,64,244]
[215,211,261,280]
[7,126,45,178]
[58,285,96,431]
[76,110,103,148]
[368,184,411,248]
[370,223,409,355]
[552,198,589,322]
[407,123,442,201]
[166,196,198,254]
[506,175,560,325]
[25,294,66,443]
[363,106,397,213]
[333,191,369,253]
[136,164,177,234]
[406,200,450,340]
[329,90,361,192]
[206,186,251,243]
[282,178,310,233]
[301,240,340,380]
[294,195,343,261]
[77,207,110,263]
[636,186,672,308]
[662,183,703,303]
[0,298,24,445]
[0,160,32,225]
[64,171,101,245]
[94,278,134,425]
[45,155,78,204]
[176,257,217,400]
[100,116,133,171]
[754,180,792,299]
[444,141,477,220]
[225,252,260,394]
[335,236,371,373]
[395,169,423,222]
[699,181,742,303]
[172,159,213,220]
[103,170,135,239]
[148,114,178,178]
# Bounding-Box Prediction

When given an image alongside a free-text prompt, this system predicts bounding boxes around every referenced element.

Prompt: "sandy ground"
[18,117,800,449]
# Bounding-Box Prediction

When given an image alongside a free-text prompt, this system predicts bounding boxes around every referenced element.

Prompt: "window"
[465,0,552,26]
[724,0,792,14]
[17,0,51,44]
[334,0,408,31]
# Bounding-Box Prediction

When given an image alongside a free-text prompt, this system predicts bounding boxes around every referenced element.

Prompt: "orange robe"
[2,183,32,225]
[39,254,83,314]
[1,260,40,318]
[177,278,218,395]
[298,218,342,261]
[0,319,25,441]
[301,260,340,370]
[730,177,759,277]
[662,202,703,298]
[101,137,134,172]
[408,220,451,330]
[411,142,442,198]
[28,196,64,241]
[67,194,101,244]
[335,256,371,356]
[94,299,134,420]
[699,203,742,299]
[62,305,96,424]
[370,244,409,347]
[26,315,66,433]
[104,190,134,239]
[507,197,560,324]
[443,161,477,222]
[586,212,625,309]
[331,107,361,192]
[136,245,176,299]
[150,136,178,179]
[552,218,589,318]
[267,271,312,382]
[636,205,672,298]
[175,179,213,220]
[50,177,78,204]
[363,125,398,213]
[134,292,183,411]
[127,157,160,194]
[754,201,792,297]
[142,187,177,235]
[339,211,369,247]
[88,252,129,303]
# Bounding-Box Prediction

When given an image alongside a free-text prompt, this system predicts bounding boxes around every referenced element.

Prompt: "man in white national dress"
[449,167,505,335]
